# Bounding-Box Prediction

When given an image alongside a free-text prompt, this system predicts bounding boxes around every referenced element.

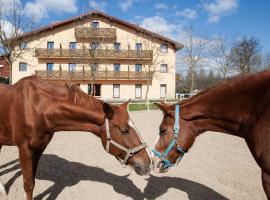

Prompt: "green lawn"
[128,103,159,111]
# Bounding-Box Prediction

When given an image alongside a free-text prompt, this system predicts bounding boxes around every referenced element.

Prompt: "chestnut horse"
[0,76,151,200]
[152,70,270,199]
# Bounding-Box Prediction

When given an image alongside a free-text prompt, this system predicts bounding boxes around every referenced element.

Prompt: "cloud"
[155,3,168,10]
[118,0,136,12]
[24,0,78,21]
[0,20,15,37]
[176,8,197,19]
[0,0,22,15]
[89,0,107,11]
[140,16,183,40]
[203,0,239,23]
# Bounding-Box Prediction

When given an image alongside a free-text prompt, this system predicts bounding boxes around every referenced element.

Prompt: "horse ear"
[103,102,114,119]
[154,102,169,114]
[120,99,131,110]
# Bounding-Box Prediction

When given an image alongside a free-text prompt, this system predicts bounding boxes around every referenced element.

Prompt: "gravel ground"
[0,110,266,200]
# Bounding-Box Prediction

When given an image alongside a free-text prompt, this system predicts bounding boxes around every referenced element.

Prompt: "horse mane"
[180,70,270,106]
[69,84,103,109]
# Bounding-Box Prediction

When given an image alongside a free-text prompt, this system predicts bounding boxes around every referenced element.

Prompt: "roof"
[16,10,184,51]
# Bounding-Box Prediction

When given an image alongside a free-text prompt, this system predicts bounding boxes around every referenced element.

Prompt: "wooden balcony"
[75,27,116,40]
[35,70,153,81]
[35,48,153,61]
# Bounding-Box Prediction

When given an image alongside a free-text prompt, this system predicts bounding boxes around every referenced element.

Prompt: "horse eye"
[120,127,130,135]
[160,128,167,135]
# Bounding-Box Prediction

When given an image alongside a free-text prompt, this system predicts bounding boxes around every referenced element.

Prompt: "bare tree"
[211,35,234,80]
[0,0,38,83]
[229,36,261,75]
[262,53,270,70]
[72,12,111,96]
[180,26,208,92]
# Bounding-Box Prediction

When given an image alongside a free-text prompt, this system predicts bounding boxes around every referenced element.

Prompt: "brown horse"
[0,76,151,200]
[152,70,270,199]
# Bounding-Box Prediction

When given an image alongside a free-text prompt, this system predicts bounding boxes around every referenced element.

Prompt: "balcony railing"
[35,48,153,61]
[75,27,116,40]
[35,70,153,81]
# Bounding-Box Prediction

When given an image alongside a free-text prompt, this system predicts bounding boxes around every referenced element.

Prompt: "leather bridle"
[105,119,147,167]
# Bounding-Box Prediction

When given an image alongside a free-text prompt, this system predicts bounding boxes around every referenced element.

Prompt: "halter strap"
[105,119,147,167]
[152,104,187,169]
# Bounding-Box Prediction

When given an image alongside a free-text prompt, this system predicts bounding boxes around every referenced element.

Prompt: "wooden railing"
[35,70,153,81]
[75,27,116,39]
[35,48,153,61]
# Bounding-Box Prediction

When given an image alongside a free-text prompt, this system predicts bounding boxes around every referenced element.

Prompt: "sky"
[3,0,270,73]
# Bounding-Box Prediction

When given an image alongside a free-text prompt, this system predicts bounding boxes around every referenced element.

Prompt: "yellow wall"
[12,16,178,99]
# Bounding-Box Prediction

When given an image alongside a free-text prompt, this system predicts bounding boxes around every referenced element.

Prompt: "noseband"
[105,119,147,167]
[152,104,187,169]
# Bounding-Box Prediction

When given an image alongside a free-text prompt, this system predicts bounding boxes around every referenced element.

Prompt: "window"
[19,62,27,71]
[20,42,27,49]
[160,84,167,98]
[114,64,120,72]
[91,42,100,50]
[69,42,77,49]
[160,44,168,53]
[135,84,142,99]
[135,43,142,51]
[47,63,54,71]
[88,84,101,96]
[114,43,121,51]
[113,84,120,98]
[47,42,54,49]
[135,64,142,72]
[91,21,99,29]
[69,63,76,71]
[90,63,98,72]
[160,64,168,73]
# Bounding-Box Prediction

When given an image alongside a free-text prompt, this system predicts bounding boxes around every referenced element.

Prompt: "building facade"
[12,11,183,100]
[0,56,9,78]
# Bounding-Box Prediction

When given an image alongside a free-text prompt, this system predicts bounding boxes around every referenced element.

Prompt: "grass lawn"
[128,103,158,111]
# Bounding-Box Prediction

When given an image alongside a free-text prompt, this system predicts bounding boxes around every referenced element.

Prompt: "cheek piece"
[152,104,187,169]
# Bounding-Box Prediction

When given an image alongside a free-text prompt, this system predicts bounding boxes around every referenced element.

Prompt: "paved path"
[0,110,266,199]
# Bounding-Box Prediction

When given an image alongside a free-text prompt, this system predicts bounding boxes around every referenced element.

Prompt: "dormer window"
[91,21,99,29]
[160,44,168,53]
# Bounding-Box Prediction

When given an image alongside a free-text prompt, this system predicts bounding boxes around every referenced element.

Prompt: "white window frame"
[160,44,168,53]
[19,62,27,71]
[91,21,99,29]
[69,63,76,71]
[160,84,167,98]
[160,64,168,73]
[113,84,120,98]
[135,84,142,99]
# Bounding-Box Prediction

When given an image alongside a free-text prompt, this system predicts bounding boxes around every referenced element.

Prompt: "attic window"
[91,21,99,29]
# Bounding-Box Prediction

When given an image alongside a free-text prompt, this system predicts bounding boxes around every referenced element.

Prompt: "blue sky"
[17,0,270,53]
[2,0,268,74]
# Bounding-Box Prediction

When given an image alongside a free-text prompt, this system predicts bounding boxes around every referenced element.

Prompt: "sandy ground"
[0,110,266,200]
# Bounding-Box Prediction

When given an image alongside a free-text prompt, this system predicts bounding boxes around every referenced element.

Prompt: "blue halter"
[152,104,187,169]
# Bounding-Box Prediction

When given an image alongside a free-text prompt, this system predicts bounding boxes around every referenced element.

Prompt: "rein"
[105,119,147,167]
[152,104,187,169]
